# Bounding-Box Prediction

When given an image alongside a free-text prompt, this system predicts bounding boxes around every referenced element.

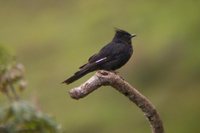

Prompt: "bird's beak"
[131,34,136,38]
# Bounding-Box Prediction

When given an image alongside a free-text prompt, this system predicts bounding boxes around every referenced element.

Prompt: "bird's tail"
[62,67,91,84]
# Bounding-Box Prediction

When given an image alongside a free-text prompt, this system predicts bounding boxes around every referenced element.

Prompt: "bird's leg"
[98,70,118,75]
[110,71,125,80]
[98,70,109,75]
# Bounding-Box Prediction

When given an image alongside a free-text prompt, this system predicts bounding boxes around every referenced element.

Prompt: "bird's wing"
[88,42,114,63]
[79,48,106,69]
[79,53,98,69]
[79,56,109,69]
[80,42,126,69]
[88,53,98,62]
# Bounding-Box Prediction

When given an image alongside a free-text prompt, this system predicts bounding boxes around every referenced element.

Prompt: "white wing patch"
[95,57,107,63]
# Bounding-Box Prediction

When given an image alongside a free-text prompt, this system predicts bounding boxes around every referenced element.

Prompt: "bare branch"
[69,70,164,133]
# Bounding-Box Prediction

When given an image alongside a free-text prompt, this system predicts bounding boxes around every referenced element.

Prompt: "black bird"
[63,29,136,84]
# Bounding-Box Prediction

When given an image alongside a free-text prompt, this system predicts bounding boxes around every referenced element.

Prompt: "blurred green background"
[0,0,200,132]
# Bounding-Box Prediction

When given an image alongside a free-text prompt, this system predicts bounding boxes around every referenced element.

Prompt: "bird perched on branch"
[63,28,136,84]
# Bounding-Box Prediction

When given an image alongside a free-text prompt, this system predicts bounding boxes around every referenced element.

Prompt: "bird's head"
[113,28,136,43]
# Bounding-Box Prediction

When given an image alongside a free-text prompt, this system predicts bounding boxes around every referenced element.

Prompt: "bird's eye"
[125,34,130,38]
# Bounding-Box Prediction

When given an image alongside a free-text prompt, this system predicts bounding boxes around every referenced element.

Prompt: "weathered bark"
[69,70,164,133]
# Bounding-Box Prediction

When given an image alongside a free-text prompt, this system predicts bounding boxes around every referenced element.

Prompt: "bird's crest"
[114,27,131,35]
